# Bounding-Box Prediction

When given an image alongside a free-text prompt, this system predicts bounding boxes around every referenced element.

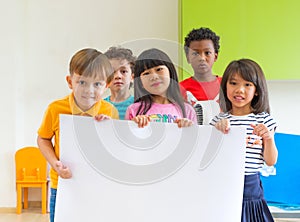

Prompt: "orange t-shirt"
[37,93,119,188]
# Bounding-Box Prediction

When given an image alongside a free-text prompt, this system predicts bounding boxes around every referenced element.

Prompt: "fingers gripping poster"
[56,115,246,222]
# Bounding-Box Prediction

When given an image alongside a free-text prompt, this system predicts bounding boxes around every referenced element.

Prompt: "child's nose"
[199,54,205,61]
[150,73,159,80]
[236,85,245,92]
[114,71,122,79]
[84,84,94,93]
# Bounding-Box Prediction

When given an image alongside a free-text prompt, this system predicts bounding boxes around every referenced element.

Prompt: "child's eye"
[245,83,253,87]
[121,70,128,74]
[79,80,85,85]
[156,67,163,72]
[95,82,105,87]
[229,81,236,85]
[141,71,149,76]
[192,51,199,56]
[205,51,212,56]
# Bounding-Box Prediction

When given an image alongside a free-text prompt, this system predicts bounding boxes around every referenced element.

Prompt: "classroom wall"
[1,0,299,209]
[0,0,178,207]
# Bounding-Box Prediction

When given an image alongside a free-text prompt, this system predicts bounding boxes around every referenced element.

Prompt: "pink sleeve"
[124,104,135,120]
[185,103,197,124]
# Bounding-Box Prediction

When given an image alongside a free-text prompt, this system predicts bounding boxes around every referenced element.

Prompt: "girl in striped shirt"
[210,59,278,222]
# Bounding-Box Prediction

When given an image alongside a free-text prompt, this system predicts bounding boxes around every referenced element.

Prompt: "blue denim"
[50,188,57,222]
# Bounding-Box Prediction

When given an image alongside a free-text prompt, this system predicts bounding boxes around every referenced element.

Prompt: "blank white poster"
[55,115,246,222]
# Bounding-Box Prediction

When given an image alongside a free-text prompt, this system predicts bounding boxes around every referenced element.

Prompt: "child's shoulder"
[253,112,272,119]
[99,99,119,112]
[180,77,193,85]
[127,101,141,109]
[100,99,114,106]
[253,112,275,122]
[183,102,195,110]
[47,95,70,109]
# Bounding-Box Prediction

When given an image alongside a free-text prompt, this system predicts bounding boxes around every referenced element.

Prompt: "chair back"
[15,146,47,181]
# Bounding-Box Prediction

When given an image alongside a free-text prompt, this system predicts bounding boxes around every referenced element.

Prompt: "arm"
[37,136,72,179]
[250,123,278,166]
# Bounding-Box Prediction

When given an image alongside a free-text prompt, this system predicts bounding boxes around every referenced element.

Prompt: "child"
[180,27,221,125]
[37,48,119,222]
[125,48,197,128]
[210,59,278,222]
[104,46,136,119]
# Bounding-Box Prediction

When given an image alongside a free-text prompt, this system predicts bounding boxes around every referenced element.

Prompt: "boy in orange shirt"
[37,48,118,222]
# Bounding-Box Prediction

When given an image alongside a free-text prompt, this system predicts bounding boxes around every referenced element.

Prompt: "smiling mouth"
[234,96,244,101]
[151,82,162,87]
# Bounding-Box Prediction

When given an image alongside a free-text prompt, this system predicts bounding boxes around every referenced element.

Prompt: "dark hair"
[184,27,220,55]
[133,48,186,117]
[104,46,136,69]
[69,48,113,80]
[219,58,270,114]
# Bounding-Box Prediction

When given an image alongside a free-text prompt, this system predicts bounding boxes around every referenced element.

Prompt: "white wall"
[268,81,300,135]
[0,0,178,207]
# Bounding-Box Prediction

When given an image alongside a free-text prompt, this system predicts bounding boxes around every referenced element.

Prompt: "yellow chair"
[15,146,47,214]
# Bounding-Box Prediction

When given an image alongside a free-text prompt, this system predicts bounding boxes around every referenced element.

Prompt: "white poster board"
[56,115,246,222]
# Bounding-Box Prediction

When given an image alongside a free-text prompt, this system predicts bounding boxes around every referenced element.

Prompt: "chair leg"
[16,185,22,214]
[23,187,28,209]
[41,184,47,214]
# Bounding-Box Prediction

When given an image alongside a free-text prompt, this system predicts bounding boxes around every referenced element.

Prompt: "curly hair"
[104,46,136,67]
[184,27,220,55]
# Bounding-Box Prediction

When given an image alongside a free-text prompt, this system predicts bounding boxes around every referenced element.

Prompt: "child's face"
[108,59,133,93]
[226,73,257,115]
[67,73,106,111]
[140,65,170,98]
[186,40,218,76]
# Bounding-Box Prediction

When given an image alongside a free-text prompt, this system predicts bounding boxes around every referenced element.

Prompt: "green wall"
[180,0,300,80]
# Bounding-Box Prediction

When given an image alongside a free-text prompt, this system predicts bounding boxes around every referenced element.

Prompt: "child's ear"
[66,75,73,89]
[214,53,218,62]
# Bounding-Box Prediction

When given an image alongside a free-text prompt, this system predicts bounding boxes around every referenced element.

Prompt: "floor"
[0,208,49,222]
[0,207,299,222]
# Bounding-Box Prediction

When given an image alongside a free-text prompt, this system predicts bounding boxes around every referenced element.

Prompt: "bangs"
[229,62,258,86]
[136,58,165,74]
[135,48,173,76]
[82,54,114,81]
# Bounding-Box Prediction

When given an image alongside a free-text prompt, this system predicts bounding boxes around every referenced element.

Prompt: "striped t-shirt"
[104,95,134,120]
[210,112,277,175]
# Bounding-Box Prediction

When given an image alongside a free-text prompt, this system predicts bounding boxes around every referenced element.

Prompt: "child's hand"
[250,123,274,140]
[55,161,72,179]
[215,118,230,134]
[94,114,111,121]
[132,115,151,128]
[174,118,193,128]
